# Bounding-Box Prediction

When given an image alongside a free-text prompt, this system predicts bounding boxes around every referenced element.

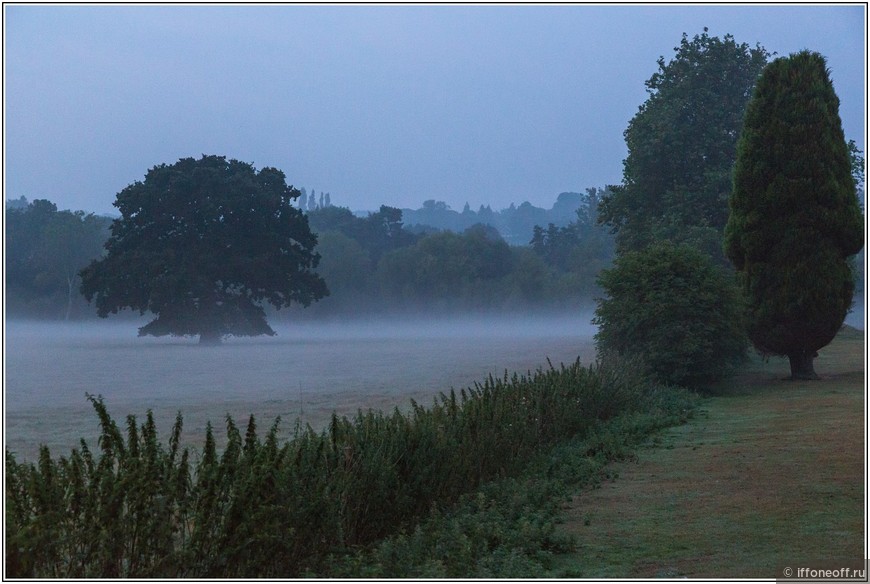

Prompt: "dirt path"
[558,328,865,578]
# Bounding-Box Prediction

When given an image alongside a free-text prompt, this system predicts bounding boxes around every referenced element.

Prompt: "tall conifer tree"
[724,51,864,379]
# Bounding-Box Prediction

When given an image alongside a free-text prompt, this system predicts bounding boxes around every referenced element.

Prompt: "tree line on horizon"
[5,187,615,320]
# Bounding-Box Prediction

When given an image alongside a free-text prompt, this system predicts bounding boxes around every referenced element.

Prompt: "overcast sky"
[4,4,866,215]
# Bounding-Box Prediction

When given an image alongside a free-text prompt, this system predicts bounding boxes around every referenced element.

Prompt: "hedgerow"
[6,356,693,578]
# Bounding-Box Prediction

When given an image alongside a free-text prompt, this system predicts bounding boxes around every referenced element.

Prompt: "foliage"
[376,225,516,310]
[5,199,110,319]
[307,204,417,264]
[598,29,770,263]
[402,192,587,246]
[847,140,865,198]
[531,187,615,295]
[4,355,691,578]
[307,190,609,313]
[309,231,375,312]
[79,155,327,343]
[724,51,864,379]
[304,194,611,314]
[325,386,696,578]
[594,241,748,388]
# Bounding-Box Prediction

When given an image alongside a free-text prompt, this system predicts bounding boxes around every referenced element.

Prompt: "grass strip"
[553,327,864,578]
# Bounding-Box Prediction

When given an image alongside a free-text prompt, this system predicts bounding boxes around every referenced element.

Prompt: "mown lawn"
[554,326,865,578]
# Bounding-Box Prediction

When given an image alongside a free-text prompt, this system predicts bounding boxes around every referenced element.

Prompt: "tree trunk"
[65,274,74,321]
[788,350,819,380]
[199,330,222,346]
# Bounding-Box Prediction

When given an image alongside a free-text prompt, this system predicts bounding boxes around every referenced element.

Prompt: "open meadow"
[5,315,597,461]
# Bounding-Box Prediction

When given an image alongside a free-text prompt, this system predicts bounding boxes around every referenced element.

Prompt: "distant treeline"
[297,189,599,247]
[5,190,615,319]
[5,199,112,319]
[283,187,614,315]
[400,191,598,246]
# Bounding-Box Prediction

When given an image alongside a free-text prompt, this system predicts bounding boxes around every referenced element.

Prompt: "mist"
[5,314,598,461]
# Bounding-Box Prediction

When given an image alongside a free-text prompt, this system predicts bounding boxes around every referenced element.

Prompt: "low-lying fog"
[5,315,598,461]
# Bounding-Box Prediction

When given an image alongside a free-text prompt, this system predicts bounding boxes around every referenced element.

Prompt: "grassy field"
[554,326,865,578]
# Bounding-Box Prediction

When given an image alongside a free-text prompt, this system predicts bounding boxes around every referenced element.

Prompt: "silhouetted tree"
[531,188,614,274]
[599,29,770,263]
[80,155,328,344]
[377,227,514,310]
[724,51,864,379]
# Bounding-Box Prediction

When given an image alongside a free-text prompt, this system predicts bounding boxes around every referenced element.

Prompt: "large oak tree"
[80,155,328,344]
[724,51,864,379]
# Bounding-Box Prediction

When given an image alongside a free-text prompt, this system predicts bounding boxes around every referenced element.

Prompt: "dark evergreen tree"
[724,51,864,379]
[80,155,328,344]
[598,29,769,263]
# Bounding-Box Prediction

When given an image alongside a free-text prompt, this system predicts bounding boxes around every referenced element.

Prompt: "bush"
[594,241,747,388]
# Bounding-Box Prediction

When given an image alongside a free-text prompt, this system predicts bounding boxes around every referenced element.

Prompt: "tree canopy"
[307,204,416,264]
[598,29,770,263]
[377,225,515,311]
[80,155,328,343]
[724,51,864,379]
[6,199,109,319]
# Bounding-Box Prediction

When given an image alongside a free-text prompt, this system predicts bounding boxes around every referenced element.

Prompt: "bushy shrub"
[324,383,697,578]
[594,241,748,388]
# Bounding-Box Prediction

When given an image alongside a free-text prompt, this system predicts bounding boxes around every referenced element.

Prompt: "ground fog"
[5,315,597,461]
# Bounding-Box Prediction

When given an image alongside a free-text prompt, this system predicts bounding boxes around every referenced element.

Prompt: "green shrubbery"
[5,357,692,578]
[594,241,748,388]
[325,387,696,578]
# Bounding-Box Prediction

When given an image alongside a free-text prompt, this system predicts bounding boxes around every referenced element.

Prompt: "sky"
[4,4,866,215]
